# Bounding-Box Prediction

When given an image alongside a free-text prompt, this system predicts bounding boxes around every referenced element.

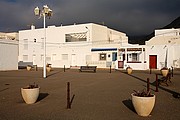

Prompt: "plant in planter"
[21,83,40,104]
[131,89,155,117]
[126,66,132,74]
[26,65,32,71]
[160,67,169,77]
[46,63,52,72]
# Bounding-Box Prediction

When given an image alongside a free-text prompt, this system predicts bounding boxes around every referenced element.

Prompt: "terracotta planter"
[26,66,31,71]
[21,87,40,104]
[127,68,132,74]
[161,69,169,77]
[46,67,51,72]
[131,93,155,117]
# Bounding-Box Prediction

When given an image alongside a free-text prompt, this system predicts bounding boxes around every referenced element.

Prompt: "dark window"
[112,52,117,61]
[100,53,106,60]
[132,53,138,61]
[65,32,87,42]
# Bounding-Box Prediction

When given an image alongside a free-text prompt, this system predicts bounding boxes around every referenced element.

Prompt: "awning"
[91,48,117,52]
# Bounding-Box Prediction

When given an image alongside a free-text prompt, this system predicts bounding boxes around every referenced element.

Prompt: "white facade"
[116,28,180,70]
[146,28,180,69]
[117,44,147,70]
[0,32,18,40]
[19,23,128,68]
[0,39,18,71]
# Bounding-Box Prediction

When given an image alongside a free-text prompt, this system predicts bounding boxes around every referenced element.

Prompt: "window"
[52,54,56,61]
[112,52,117,61]
[65,32,87,42]
[132,53,138,61]
[41,38,44,49]
[41,54,44,61]
[23,55,28,61]
[62,54,68,60]
[99,53,106,60]
[23,39,28,50]
[46,57,51,62]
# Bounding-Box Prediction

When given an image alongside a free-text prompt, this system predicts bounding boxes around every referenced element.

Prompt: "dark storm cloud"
[0,0,179,36]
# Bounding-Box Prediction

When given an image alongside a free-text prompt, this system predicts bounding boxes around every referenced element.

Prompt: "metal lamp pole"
[34,5,52,78]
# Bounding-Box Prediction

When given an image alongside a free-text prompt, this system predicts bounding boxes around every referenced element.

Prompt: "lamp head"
[43,5,49,14]
[47,9,53,17]
[34,6,40,16]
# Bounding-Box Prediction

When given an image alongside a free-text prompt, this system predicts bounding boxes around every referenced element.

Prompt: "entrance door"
[118,54,125,68]
[71,54,76,66]
[118,61,124,68]
[149,55,157,69]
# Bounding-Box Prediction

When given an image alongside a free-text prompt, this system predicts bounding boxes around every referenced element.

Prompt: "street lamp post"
[34,5,52,78]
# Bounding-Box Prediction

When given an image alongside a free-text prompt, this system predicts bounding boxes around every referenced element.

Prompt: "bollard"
[67,82,71,109]
[110,65,111,73]
[34,65,38,71]
[171,66,173,77]
[155,74,159,92]
[150,67,152,74]
[147,78,150,92]
[64,65,65,72]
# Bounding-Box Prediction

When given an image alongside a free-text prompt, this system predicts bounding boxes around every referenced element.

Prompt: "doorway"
[149,55,157,69]
[71,54,76,66]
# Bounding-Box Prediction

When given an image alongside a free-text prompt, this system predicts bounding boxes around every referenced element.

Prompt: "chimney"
[31,25,35,30]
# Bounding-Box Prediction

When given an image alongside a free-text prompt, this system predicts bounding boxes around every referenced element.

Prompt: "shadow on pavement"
[119,70,180,99]
[0,88,9,92]
[37,93,49,102]
[122,99,136,113]
[47,71,62,78]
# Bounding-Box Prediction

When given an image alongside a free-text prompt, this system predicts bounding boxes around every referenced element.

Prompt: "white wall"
[0,39,18,71]
[146,28,180,69]
[155,28,180,36]
[19,23,128,68]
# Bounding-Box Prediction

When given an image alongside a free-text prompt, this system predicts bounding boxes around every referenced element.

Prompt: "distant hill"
[129,16,180,45]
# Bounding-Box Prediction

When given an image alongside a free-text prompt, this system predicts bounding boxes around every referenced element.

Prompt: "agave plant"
[23,82,39,89]
[133,89,153,97]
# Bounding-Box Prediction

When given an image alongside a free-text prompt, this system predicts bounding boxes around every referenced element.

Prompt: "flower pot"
[46,66,51,72]
[161,69,169,77]
[26,66,31,71]
[131,93,155,117]
[21,87,40,104]
[127,68,132,74]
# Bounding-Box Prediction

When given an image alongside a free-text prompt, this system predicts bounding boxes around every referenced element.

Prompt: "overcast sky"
[0,0,179,36]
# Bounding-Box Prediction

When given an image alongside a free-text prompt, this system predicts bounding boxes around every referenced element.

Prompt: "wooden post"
[147,78,150,92]
[64,65,65,72]
[67,82,71,109]
[171,66,173,77]
[155,74,159,92]
[110,65,111,73]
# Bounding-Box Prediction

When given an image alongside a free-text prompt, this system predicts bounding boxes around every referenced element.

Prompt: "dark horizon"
[0,0,180,36]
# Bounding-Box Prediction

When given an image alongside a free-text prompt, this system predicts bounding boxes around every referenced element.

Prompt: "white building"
[146,28,180,69]
[0,33,18,71]
[117,44,146,70]
[19,23,128,68]
[116,28,180,70]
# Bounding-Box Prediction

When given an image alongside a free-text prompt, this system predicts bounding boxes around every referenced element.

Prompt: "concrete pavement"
[0,68,179,120]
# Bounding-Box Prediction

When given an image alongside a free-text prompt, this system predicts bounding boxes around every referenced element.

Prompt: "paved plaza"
[0,68,180,120]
